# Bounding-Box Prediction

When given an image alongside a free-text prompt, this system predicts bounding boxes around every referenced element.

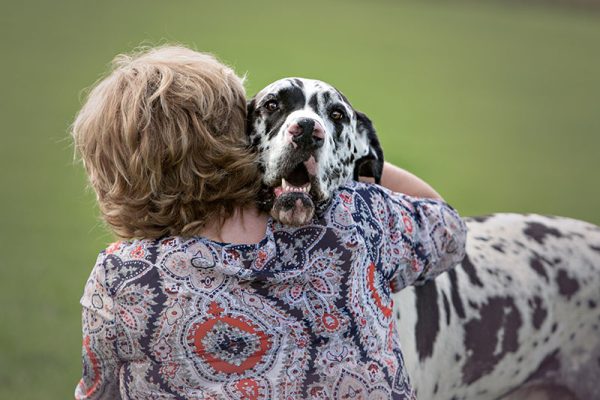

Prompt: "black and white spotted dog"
[247,78,382,226]
[247,77,600,399]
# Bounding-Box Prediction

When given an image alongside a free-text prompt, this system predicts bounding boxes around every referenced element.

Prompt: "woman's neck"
[199,206,269,244]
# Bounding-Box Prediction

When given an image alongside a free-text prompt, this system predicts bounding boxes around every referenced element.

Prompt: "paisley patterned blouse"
[75,182,467,399]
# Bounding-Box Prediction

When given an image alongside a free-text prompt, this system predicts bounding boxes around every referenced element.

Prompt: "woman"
[72,45,466,399]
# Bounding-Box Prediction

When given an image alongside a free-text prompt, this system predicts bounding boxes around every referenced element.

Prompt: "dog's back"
[394,214,600,400]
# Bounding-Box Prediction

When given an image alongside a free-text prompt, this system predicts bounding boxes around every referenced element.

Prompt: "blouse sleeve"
[356,184,467,292]
[75,252,122,400]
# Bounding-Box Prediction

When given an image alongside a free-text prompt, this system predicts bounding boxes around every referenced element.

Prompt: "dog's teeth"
[279,179,311,194]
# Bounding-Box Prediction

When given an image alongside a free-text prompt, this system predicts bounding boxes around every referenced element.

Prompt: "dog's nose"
[288,118,324,149]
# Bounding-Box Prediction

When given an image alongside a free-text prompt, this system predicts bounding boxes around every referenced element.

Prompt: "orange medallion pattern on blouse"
[187,301,272,374]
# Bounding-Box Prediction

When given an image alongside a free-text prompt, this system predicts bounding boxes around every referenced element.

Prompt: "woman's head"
[72,45,261,239]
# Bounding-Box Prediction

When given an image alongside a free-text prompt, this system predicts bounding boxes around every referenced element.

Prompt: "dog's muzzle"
[269,117,326,226]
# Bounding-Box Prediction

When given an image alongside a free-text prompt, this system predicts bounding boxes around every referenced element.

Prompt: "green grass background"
[1,0,599,398]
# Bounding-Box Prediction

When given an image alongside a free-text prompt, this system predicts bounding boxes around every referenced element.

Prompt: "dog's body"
[247,78,600,399]
[395,213,600,400]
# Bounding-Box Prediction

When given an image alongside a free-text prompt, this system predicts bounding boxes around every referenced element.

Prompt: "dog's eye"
[330,109,345,121]
[264,100,279,112]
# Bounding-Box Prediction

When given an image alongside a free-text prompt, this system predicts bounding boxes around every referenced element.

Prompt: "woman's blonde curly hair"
[71,45,261,239]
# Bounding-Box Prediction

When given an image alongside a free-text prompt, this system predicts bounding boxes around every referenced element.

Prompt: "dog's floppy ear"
[246,98,257,139]
[353,111,384,184]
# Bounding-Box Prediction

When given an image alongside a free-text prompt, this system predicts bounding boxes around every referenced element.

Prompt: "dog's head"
[247,78,383,226]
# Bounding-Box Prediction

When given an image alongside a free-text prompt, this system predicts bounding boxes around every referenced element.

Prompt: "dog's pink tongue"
[304,156,317,176]
[274,186,284,198]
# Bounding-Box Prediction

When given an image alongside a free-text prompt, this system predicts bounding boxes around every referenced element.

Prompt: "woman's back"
[76,182,466,399]
[71,45,466,400]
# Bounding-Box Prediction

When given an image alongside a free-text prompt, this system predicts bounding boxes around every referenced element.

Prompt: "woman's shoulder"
[85,236,187,296]
[337,180,400,199]
[101,236,192,260]
[334,180,406,211]
[323,181,400,230]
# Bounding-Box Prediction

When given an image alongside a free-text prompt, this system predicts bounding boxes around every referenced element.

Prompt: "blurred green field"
[1,0,599,398]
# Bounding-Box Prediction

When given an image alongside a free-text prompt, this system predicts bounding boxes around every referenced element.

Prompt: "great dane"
[246,77,600,399]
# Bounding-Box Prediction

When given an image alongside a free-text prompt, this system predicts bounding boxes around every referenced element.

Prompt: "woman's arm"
[356,161,466,289]
[361,161,443,200]
[75,254,122,400]
[75,308,121,400]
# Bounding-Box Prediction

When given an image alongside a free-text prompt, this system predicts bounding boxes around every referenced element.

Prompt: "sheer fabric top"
[75,181,467,399]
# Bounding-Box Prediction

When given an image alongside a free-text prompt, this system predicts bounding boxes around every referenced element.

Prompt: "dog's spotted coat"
[248,78,600,399]
[397,214,600,400]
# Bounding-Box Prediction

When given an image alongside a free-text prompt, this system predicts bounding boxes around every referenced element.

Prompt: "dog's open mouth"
[269,159,317,226]
[273,163,312,198]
